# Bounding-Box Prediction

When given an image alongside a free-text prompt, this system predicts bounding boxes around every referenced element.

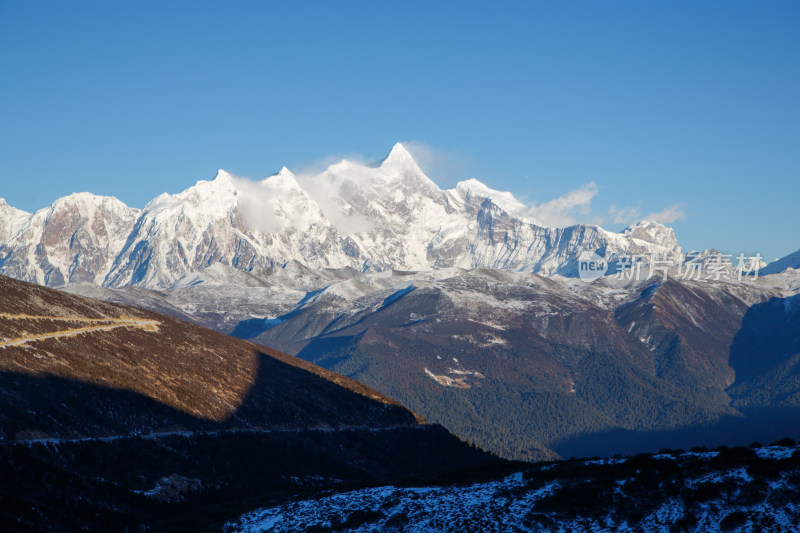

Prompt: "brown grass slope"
[0,274,424,439]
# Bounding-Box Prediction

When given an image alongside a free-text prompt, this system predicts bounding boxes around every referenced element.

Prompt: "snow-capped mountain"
[102,168,350,288]
[1,143,684,289]
[0,194,140,286]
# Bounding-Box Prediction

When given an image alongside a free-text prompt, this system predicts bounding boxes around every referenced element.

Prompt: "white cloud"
[230,173,330,235]
[230,176,290,234]
[295,173,374,235]
[525,182,599,227]
[607,201,687,226]
[290,152,371,176]
[229,142,687,235]
[645,203,687,224]
[401,141,470,187]
[609,202,642,224]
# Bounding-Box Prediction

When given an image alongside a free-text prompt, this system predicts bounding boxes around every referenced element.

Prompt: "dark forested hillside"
[245,272,800,461]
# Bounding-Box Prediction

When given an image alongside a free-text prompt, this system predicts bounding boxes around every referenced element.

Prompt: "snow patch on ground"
[226,458,800,533]
[424,368,470,388]
[755,445,796,460]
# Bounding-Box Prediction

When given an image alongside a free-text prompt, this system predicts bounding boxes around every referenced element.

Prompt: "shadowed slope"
[0,274,420,437]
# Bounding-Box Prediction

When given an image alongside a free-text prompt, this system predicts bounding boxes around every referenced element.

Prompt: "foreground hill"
[228,440,800,532]
[0,274,419,437]
[0,275,500,530]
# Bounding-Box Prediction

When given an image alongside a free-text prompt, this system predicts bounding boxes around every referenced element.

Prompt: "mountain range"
[0,143,685,289]
[3,143,800,530]
[3,143,799,463]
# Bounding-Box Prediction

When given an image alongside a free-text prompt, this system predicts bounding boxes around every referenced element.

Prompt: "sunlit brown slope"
[0,275,421,439]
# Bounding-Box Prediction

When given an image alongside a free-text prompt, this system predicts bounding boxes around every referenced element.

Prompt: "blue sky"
[1,1,798,260]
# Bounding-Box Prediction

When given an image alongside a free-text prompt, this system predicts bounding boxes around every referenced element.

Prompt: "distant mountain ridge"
[63,259,800,462]
[0,143,682,289]
[762,247,800,275]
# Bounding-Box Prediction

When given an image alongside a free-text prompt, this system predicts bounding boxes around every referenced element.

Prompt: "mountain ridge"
[762,247,800,275]
[0,143,683,289]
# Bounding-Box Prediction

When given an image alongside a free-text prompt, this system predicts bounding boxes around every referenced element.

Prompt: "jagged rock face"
[0,143,683,289]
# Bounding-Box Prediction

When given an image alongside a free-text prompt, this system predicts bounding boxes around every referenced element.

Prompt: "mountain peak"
[213,169,234,183]
[263,166,302,191]
[380,142,416,167]
[622,220,680,251]
[0,198,32,243]
[145,170,237,213]
[0,198,30,215]
[456,178,503,198]
[53,191,109,203]
[629,219,664,229]
[48,193,136,216]
[453,179,528,219]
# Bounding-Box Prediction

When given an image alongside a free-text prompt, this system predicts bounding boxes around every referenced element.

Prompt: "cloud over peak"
[526,182,599,227]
